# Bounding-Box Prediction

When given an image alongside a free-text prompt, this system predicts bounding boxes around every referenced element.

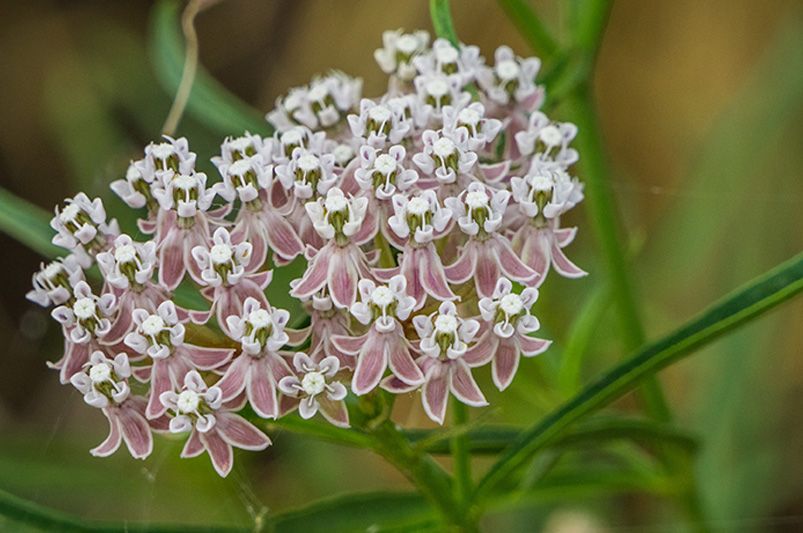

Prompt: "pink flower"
[189,227,271,332]
[267,72,361,132]
[160,370,271,477]
[412,38,482,87]
[465,278,550,390]
[383,302,486,424]
[215,297,296,419]
[332,276,423,395]
[300,292,352,367]
[69,351,161,459]
[279,353,349,427]
[354,144,418,201]
[50,193,119,268]
[442,102,503,153]
[124,301,233,419]
[27,255,84,308]
[444,183,539,297]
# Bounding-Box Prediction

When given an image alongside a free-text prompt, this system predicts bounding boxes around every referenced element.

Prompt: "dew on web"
[231,465,270,532]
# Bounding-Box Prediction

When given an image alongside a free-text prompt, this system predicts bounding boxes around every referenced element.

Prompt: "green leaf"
[268,491,432,533]
[0,188,59,259]
[475,251,803,500]
[496,0,558,58]
[149,0,272,137]
[429,0,459,46]
[264,415,372,448]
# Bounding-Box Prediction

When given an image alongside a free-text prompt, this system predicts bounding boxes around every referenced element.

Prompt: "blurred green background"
[0,0,801,530]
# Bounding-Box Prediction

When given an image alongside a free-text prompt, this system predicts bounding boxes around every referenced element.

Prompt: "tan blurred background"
[1,0,801,530]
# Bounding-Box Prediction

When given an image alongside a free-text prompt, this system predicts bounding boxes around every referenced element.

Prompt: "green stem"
[429,0,460,46]
[450,401,472,510]
[496,0,558,58]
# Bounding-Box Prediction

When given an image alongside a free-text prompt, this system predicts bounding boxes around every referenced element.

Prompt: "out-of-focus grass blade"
[0,188,59,258]
[150,0,272,137]
[475,250,803,500]
[268,491,431,533]
[429,0,459,46]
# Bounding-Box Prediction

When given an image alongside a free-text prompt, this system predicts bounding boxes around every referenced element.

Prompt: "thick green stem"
[450,401,472,509]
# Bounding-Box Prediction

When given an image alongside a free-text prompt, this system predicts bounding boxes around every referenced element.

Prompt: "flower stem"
[450,400,472,510]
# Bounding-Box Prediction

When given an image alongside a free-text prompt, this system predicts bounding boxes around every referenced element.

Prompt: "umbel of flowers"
[29,29,585,477]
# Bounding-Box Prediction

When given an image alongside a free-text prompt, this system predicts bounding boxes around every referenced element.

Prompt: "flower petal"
[215,355,251,400]
[475,245,501,299]
[422,368,449,425]
[327,248,358,309]
[216,412,271,451]
[386,334,424,386]
[444,246,477,284]
[199,429,234,478]
[550,240,587,278]
[146,360,172,419]
[158,229,186,290]
[90,411,122,457]
[351,331,388,395]
[291,245,332,298]
[450,360,488,406]
[494,236,539,285]
[518,334,551,356]
[317,396,350,428]
[118,405,153,459]
[492,338,520,391]
[184,345,234,370]
[247,358,278,419]
[463,333,497,367]
[331,332,368,355]
[419,245,457,301]
[181,430,205,458]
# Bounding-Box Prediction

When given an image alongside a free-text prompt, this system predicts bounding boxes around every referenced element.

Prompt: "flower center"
[209,244,233,265]
[281,129,303,146]
[59,203,81,224]
[433,137,456,158]
[228,159,252,177]
[458,107,480,126]
[496,59,520,80]
[176,390,200,413]
[374,154,397,175]
[368,105,392,123]
[539,125,562,147]
[248,309,272,329]
[73,297,96,320]
[89,363,112,384]
[426,78,449,98]
[435,45,459,64]
[43,261,63,279]
[301,372,326,396]
[141,315,166,336]
[500,293,524,315]
[297,153,320,172]
[396,34,419,54]
[114,244,137,263]
[406,196,429,216]
[151,143,174,160]
[465,190,490,209]
[324,192,348,213]
[434,314,458,334]
[333,144,354,166]
[370,286,395,308]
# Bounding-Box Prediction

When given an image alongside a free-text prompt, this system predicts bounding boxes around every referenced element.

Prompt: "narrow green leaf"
[496,0,558,58]
[429,0,459,46]
[265,415,373,448]
[269,491,432,533]
[149,0,272,137]
[0,188,59,259]
[475,251,803,500]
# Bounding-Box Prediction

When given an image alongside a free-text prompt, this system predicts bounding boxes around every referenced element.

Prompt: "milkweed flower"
[374,29,430,82]
[27,255,84,307]
[51,194,119,268]
[160,370,271,477]
[279,352,349,428]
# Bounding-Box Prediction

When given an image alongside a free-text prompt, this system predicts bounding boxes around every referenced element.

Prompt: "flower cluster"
[29,29,585,476]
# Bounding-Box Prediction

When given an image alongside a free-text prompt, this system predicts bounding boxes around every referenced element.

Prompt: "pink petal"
[518,334,551,357]
[386,334,424,386]
[146,359,171,419]
[492,338,520,391]
[331,332,368,355]
[291,246,332,298]
[118,405,153,459]
[450,360,488,406]
[215,355,251,400]
[316,397,350,428]
[374,265,401,282]
[380,375,419,394]
[463,333,497,367]
[419,245,457,301]
[444,246,477,284]
[158,230,186,290]
[265,212,304,260]
[184,345,234,370]
[200,429,234,477]
[422,368,449,425]
[285,326,311,346]
[188,308,213,324]
[480,160,510,182]
[181,430,205,458]
[247,358,278,419]
[351,331,388,395]
[104,304,134,344]
[550,240,587,278]
[352,205,379,245]
[60,341,90,384]
[401,250,426,308]
[494,236,539,285]
[554,226,577,247]
[475,245,501,299]
[90,411,122,457]
[327,248,358,309]
[216,412,271,450]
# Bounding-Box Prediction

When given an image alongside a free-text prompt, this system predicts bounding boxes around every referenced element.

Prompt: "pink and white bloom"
[444,183,539,297]
[291,188,375,309]
[476,45,543,110]
[514,111,579,169]
[348,99,413,148]
[413,73,470,122]
[332,276,423,395]
[279,353,349,427]
[301,292,352,367]
[110,162,158,213]
[412,38,482,87]
[413,129,478,188]
[51,281,119,384]
[374,29,430,82]
[124,301,233,419]
[275,147,338,202]
[442,102,503,153]
[51,193,120,268]
[268,72,362,132]
[353,144,418,201]
[380,191,456,308]
[160,370,270,477]
[27,255,84,308]
[70,351,157,459]
[465,278,550,390]
[189,227,271,331]
[384,301,486,424]
[214,297,296,419]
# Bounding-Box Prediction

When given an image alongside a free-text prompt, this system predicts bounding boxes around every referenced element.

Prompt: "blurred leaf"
[149,0,272,137]
[429,0,459,46]
[496,0,558,58]
[265,414,372,448]
[475,250,803,499]
[0,187,59,258]
[268,491,432,533]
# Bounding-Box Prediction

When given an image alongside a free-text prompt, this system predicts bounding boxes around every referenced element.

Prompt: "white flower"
[124,301,185,360]
[413,72,470,119]
[445,182,510,236]
[267,72,362,131]
[152,172,215,219]
[414,301,480,360]
[350,276,415,333]
[412,38,483,86]
[374,29,430,81]
[110,162,156,210]
[275,147,338,201]
[160,371,222,433]
[138,136,196,177]
[347,99,412,147]
[271,126,327,162]
[353,145,418,200]
[514,111,579,168]
[478,278,540,338]
[96,235,157,290]
[51,281,116,344]
[51,193,119,267]
[225,297,290,355]
[70,351,131,408]
[27,255,84,307]
[442,102,502,151]
[476,45,543,107]
[305,187,368,242]
[510,165,584,220]
[412,129,477,185]
[388,190,452,244]
[191,228,252,288]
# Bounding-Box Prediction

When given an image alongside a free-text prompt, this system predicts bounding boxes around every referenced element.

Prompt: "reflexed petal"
[380,375,419,394]
[422,369,449,425]
[200,429,234,478]
[495,237,539,285]
[181,430,205,458]
[158,230,186,290]
[475,246,501,299]
[90,411,122,457]
[185,345,234,370]
[331,332,367,355]
[104,305,134,344]
[386,335,424,386]
[247,359,278,419]
[444,246,476,284]
[216,413,271,451]
[317,396,350,428]
[550,240,587,278]
[265,212,304,260]
[518,334,551,357]
[463,333,497,367]
[450,360,488,406]
[60,341,90,384]
[146,360,172,419]
[419,245,457,301]
[118,406,153,459]
[554,226,577,247]
[291,246,332,298]
[492,339,520,391]
[351,332,388,395]
[327,248,358,308]
[215,355,251,400]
